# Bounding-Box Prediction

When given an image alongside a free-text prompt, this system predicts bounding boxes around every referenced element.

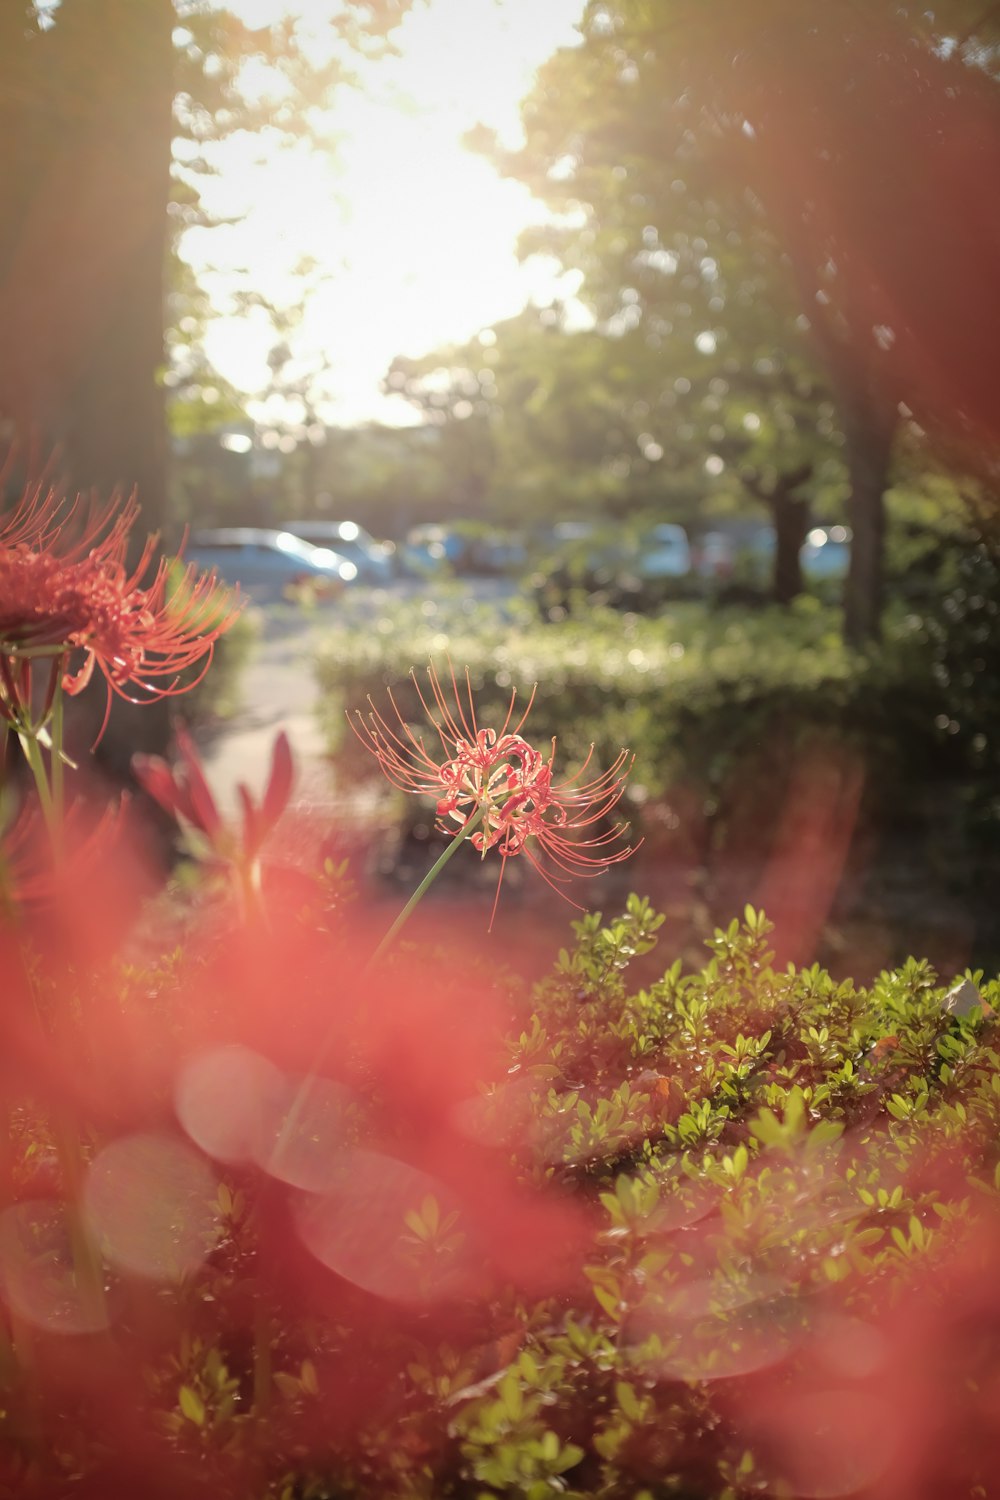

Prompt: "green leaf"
[421,1195,440,1234]
[403,1209,431,1240]
[555,1442,585,1473]
[499,1371,523,1420]
[615,1380,643,1420]
[179,1385,205,1426]
[593,1284,623,1321]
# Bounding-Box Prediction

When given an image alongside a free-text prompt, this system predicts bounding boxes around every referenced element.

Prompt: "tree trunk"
[0,0,174,536]
[771,490,808,603]
[842,398,896,646]
[769,473,811,604]
[741,465,811,606]
[0,0,177,769]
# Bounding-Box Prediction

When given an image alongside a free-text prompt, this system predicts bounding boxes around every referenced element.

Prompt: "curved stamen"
[352,662,640,922]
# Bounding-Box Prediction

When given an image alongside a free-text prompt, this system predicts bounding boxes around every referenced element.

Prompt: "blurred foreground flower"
[0,486,240,736]
[354,662,639,924]
[135,727,293,910]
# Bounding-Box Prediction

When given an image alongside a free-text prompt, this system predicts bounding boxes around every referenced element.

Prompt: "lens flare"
[0,1200,108,1334]
[84,1133,222,1280]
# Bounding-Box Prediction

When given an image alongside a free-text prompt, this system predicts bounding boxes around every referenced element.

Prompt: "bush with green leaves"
[893,536,1000,834]
[318,594,961,842]
[295,902,1000,1500]
[148,900,1000,1498]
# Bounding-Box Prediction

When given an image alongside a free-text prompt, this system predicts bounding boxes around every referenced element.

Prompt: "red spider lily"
[134,725,294,869]
[353,662,639,923]
[0,486,241,734]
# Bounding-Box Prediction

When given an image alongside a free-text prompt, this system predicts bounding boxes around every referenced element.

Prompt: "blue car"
[801,526,851,580]
[185,528,358,603]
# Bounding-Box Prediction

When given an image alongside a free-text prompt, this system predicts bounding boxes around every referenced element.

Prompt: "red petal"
[261,730,294,830]
[174,726,223,840]
[132,754,182,818]
[62,652,95,697]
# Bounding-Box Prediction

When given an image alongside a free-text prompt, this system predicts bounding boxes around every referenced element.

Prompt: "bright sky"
[179,0,585,430]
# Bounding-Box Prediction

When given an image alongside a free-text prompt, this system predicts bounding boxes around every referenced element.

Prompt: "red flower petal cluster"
[354,662,639,921]
[0,487,240,728]
[135,726,294,867]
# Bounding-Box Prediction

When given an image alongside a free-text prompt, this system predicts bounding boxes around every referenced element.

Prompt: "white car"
[285,520,394,584]
[185,528,358,602]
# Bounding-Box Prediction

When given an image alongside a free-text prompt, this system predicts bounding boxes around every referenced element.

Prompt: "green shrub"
[424,903,1000,1500]
[891,538,1000,834]
[316,595,951,845]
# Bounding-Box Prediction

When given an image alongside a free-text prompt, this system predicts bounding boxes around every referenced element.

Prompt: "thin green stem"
[1,645,67,662]
[49,688,64,827]
[51,1115,107,1327]
[365,806,485,972]
[17,731,55,837]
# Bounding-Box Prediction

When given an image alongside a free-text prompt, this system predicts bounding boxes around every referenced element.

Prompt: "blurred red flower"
[134,726,293,867]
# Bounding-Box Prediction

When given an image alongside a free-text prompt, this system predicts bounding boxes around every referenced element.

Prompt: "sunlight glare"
[185,0,586,424]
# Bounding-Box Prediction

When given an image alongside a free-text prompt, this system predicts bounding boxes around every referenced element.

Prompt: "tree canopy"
[473,0,1000,638]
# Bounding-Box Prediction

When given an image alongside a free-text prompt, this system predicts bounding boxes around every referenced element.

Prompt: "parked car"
[636,523,692,580]
[401,524,470,575]
[533,520,692,615]
[542,521,622,582]
[801,525,851,580]
[693,530,738,579]
[285,520,394,584]
[466,530,529,575]
[185,528,357,603]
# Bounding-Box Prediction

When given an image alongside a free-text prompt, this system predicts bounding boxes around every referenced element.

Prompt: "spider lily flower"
[353,662,639,924]
[134,727,294,872]
[0,486,241,738]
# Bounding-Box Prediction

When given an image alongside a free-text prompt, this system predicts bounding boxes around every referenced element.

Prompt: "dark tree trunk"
[842,396,896,646]
[741,464,811,606]
[0,0,174,535]
[0,1,177,768]
[767,468,815,609]
[0,6,52,479]
[770,480,810,605]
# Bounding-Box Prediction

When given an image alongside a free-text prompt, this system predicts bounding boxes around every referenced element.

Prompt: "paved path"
[194,577,520,819]
[195,606,332,815]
